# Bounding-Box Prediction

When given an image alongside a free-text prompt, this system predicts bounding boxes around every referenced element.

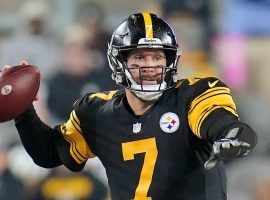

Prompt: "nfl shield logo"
[133,122,141,134]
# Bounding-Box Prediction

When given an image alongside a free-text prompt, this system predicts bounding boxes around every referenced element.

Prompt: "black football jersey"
[55,77,239,200]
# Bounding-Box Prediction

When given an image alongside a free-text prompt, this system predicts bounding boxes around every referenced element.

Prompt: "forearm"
[14,105,62,168]
[221,122,257,150]
[203,109,258,169]
[201,108,257,148]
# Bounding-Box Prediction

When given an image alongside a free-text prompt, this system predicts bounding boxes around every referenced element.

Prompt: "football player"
[3,13,257,200]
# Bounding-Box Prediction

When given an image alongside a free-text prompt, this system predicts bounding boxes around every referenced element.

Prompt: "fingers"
[34,93,39,101]
[241,149,250,157]
[214,140,250,153]
[1,65,11,72]
[221,141,231,149]
[239,141,250,147]
[204,154,218,170]
[226,140,250,148]
[213,142,222,154]
[20,60,28,65]
[205,139,251,170]
[1,61,29,73]
[0,65,11,77]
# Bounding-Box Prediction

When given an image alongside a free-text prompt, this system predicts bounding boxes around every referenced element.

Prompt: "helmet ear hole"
[165,49,179,68]
[108,56,118,71]
[119,51,129,64]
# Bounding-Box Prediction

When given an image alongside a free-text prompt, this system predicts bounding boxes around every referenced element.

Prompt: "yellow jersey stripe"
[175,81,184,88]
[90,90,118,100]
[189,91,231,115]
[196,87,230,101]
[61,122,95,163]
[60,125,77,161]
[189,87,231,114]
[71,110,80,127]
[61,124,86,162]
[190,93,237,132]
[66,117,95,159]
[70,120,82,135]
[188,77,201,85]
[61,125,84,163]
[196,105,237,136]
[60,114,96,164]
[188,93,238,138]
[70,112,82,134]
[195,105,236,137]
[142,13,153,38]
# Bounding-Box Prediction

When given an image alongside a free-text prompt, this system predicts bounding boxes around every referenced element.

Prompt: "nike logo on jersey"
[208,80,219,88]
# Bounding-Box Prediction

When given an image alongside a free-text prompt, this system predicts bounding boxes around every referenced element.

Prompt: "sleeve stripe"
[70,119,82,135]
[70,111,81,134]
[62,134,85,163]
[195,106,213,138]
[61,125,86,161]
[64,112,90,163]
[60,125,86,163]
[194,87,230,102]
[189,87,230,114]
[60,111,96,164]
[71,111,80,129]
[189,92,231,114]
[196,105,237,137]
[63,124,95,162]
[188,93,238,138]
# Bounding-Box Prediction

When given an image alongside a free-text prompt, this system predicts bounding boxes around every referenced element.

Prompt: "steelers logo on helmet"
[159,112,180,133]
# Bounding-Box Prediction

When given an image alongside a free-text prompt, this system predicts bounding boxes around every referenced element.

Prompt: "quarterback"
[3,13,257,200]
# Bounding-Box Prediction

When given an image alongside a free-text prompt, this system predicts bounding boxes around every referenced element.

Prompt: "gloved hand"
[204,127,251,170]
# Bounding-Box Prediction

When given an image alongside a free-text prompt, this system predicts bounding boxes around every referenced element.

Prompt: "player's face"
[126,49,166,85]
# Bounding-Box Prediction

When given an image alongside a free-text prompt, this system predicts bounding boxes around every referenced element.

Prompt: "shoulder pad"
[175,77,227,91]
[182,77,228,91]
[72,90,119,113]
[89,90,118,101]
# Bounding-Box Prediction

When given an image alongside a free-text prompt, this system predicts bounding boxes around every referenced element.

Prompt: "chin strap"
[132,90,163,101]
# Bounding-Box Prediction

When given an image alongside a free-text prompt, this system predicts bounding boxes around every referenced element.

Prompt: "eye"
[154,56,161,61]
[134,55,143,60]
[154,55,164,61]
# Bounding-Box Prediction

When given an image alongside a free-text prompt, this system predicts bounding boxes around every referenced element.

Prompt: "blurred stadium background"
[1,0,270,199]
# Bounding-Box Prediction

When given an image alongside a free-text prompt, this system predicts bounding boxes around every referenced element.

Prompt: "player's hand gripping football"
[204,127,251,170]
[0,64,12,75]
[1,60,27,74]
[0,60,39,101]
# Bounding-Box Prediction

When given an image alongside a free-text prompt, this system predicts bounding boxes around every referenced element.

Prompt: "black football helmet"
[107,13,181,100]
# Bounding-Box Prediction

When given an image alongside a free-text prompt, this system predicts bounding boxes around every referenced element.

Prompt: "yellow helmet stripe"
[142,13,153,38]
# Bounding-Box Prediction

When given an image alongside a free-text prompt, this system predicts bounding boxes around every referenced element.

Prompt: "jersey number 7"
[122,138,158,200]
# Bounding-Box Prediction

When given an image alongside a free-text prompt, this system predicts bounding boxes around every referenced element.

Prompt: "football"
[0,65,40,123]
